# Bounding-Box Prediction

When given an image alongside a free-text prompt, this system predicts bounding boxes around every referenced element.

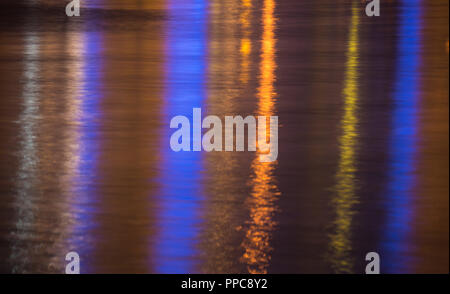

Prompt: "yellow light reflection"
[241,0,279,274]
[329,4,360,273]
[202,0,247,273]
[240,0,252,84]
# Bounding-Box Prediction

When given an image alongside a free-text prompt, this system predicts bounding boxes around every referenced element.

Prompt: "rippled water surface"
[0,0,448,273]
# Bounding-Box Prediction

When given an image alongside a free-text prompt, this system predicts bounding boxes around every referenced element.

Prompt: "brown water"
[0,0,448,273]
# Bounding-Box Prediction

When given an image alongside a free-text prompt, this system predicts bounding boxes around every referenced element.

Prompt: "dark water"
[0,0,448,273]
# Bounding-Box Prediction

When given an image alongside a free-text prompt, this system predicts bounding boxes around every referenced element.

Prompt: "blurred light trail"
[200,0,246,273]
[242,0,280,274]
[154,0,208,274]
[329,3,360,274]
[69,29,104,273]
[10,30,40,274]
[381,0,422,273]
[240,0,252,85]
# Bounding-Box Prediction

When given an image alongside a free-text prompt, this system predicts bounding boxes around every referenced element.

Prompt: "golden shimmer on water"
[241,0,280,274]
[240,0,252,85]
[328,3,360,274]
[201,0,246,273]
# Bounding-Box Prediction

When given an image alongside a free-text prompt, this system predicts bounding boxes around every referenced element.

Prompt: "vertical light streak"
[242,0,279,274]
[10,31,40,273]
[329,4,360,274]
[46,30,85,272]
[201,0,247,273]
[155,0,207,273]
[381,0,422,273]
[68,29,104,273]
[240,0,252,84]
